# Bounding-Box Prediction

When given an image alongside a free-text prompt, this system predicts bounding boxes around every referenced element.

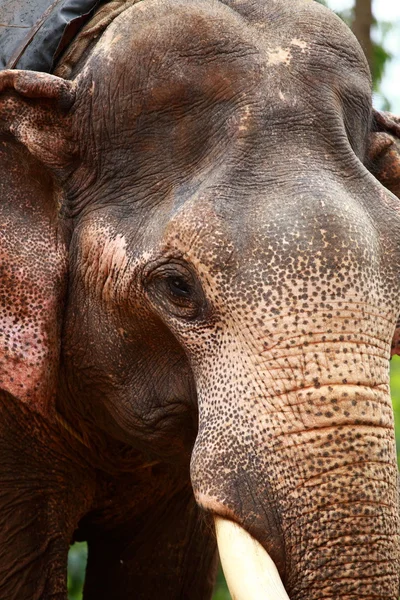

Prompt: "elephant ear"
[367,111,400,357]
[367,110,400,199]
[0,70,75,415]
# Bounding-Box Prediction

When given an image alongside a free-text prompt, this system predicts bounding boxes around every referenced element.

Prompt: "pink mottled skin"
[0,284,62,408]
[0,121,68,414]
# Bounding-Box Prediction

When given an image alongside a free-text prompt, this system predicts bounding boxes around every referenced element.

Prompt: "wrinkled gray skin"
[1,0,400,598]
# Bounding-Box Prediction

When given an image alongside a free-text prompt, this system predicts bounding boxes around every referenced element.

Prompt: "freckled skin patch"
[0,133,67,413]
[79,222,131,302]
[2,0,400,598]
[267,46,292,66]
[291,39,308,52]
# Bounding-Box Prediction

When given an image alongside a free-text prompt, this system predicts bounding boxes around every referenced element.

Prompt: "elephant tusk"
[214,516,290,600]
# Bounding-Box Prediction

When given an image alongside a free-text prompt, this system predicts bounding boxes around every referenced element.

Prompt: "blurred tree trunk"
[352,0,373,72]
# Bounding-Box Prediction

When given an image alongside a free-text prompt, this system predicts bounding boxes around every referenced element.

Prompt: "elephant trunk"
[281,420,400,598]
[191,344,400,599]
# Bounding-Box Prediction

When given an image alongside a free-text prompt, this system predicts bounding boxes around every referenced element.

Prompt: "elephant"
[1,0,400,598]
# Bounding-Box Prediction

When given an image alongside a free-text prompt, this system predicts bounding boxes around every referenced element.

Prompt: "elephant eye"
[166,275,192,299]
[144,261,203,320]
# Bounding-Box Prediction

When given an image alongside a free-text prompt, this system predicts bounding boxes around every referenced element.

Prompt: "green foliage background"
[391,357,400,456]
[67,1,400,597]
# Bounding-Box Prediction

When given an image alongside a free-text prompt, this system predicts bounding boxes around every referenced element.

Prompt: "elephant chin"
[214,516,290,600]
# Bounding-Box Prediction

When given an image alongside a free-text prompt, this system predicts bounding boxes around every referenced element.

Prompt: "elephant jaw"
[214,516,290,600]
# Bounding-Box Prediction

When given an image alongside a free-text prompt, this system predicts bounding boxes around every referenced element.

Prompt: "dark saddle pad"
[0,0,100,72]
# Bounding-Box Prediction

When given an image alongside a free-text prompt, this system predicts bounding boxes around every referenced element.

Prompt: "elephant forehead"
[84,0,369,118]
[69,0,375,239]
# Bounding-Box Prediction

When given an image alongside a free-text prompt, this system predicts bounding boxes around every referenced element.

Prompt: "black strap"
[0,0,100,72]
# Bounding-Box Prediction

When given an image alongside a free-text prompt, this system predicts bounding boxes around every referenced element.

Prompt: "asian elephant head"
[1,0,400,598]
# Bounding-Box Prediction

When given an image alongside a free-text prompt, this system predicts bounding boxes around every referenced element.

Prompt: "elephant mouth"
[215,516,290,600]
